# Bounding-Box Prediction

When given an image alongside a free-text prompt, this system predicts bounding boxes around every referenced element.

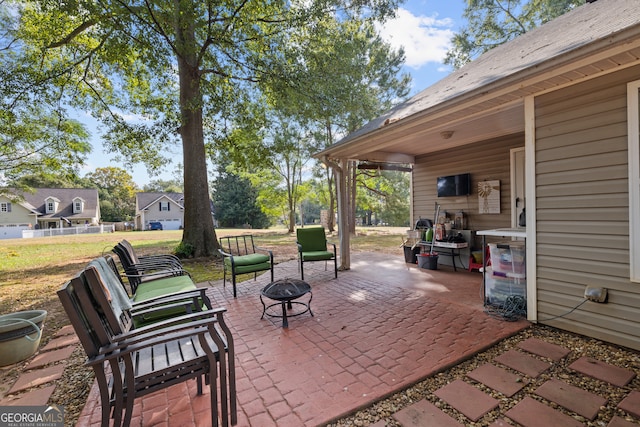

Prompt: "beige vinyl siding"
[413,135,523,248]
[535,65,640,350]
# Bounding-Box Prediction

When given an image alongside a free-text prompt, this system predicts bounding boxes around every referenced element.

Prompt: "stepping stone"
[0,385,56,406]
[494,350,551,378]
[608,416,640,427]
[54,324,76,337]
[505,396,583,427]
[488,420,513,427]
[40,334,79,352]
[569,357,636,387]
[466,363,527,397]
[26,346,76,370]
[8,365,65,394]
[535,379,606,420]
[517,338,571,361]
[434,379,499,422]
[618,391,640,418]
[393,399,462,427]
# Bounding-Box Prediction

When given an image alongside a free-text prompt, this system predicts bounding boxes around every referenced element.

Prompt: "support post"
[323,156,350,271]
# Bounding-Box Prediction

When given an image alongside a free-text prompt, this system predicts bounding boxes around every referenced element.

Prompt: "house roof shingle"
[322,0,640,156]
[136,192,184,211]
[19,188,100,220]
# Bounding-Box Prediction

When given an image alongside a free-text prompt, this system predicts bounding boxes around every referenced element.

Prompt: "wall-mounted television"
[437,173,471,197]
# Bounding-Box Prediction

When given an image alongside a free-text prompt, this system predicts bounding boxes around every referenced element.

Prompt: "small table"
[260,279,313,328]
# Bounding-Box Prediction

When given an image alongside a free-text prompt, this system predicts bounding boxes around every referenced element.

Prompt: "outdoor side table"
[260,279,313,328]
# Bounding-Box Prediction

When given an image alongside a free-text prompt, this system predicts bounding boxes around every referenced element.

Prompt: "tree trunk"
[175,6,218,257]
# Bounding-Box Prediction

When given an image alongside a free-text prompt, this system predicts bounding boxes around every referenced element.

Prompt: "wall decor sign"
[478,180,500,214]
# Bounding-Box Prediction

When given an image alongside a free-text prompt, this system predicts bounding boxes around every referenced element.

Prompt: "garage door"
[159,219,182,230]
[0,224,30,239]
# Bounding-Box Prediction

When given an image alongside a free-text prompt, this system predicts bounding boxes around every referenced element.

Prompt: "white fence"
[22,224,115,238]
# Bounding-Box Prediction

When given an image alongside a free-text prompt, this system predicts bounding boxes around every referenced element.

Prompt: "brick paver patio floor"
[72,252,529,426]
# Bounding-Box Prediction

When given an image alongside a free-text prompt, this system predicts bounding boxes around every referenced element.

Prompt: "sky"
[81,0,466,188]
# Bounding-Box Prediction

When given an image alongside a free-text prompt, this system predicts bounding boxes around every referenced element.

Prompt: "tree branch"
[47,20,97,48]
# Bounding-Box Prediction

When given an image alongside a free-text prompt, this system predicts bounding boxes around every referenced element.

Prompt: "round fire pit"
[260,279,313,328]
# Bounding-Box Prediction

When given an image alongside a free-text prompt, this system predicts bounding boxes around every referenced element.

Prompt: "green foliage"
[85,167,138,222]
[357,169,410,226]
[212,167,270,229]
[216,16,412,232]
[12,172,92,189]
[0,3,92,184]
[445,0,585,69]
[173,241,195,259]
[143,179,183,193]
[8,0,403,256]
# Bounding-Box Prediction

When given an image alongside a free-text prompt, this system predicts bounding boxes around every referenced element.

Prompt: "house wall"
[0,196,32,225]
[0,196,35,239]
[534,65,640,350]
[142,201,184,230]
[413,134,524,249]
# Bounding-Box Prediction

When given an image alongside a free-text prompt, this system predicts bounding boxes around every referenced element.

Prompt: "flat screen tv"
[437,173,471,197]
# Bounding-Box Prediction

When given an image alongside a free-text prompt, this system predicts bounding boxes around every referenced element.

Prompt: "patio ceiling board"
[337,103,525,162]
[317,0,640,164]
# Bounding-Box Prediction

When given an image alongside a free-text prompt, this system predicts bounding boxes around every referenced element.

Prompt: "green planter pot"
[0,310,47,367]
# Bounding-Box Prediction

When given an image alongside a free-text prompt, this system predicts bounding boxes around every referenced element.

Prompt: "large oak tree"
[9,0,400,256]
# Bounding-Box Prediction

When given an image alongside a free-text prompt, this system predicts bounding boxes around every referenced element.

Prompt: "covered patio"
[75,253,528,426]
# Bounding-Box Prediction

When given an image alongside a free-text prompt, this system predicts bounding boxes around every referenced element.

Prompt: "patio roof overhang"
[317,0,640,274]
[315,0,640,164]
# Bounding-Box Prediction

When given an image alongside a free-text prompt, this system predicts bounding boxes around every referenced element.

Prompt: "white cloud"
[376,8,454,69]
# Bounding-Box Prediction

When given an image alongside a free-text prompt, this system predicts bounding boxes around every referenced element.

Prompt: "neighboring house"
[318,0,640,350]
[135,192,185,231]
[0,188,101,239]
[135,192,216,231]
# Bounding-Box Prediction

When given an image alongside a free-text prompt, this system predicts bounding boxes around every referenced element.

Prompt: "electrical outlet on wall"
[584,286,608,303]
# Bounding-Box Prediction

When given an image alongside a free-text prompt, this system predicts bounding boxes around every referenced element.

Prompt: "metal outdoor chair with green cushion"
[296,227,337,280]
[218,235,274,298]
[58,268,237,427]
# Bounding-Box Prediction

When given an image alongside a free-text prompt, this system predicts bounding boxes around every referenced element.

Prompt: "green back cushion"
[87,259,133,321]
[297,227,327,252]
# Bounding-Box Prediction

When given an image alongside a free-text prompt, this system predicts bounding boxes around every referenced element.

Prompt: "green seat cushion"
[225,253,270,267]
[132,275,202,326]
[133,275,196,302]
[301,250,334,261]
[232,261,271,275]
